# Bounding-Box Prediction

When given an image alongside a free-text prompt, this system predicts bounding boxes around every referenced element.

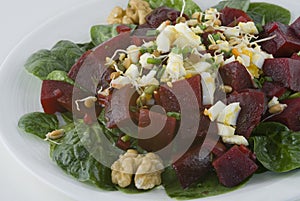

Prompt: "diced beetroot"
[172,144,212,189]
[202,138,227,158]
[262,58,300,92]
[227,90,265,138]
[138,109,177,152]
[130,28,157,46]
[157,75,202,112]
[291,52,300,60]
[261,22,300,57]
[201,30,223,47]
[267,97,300,131]
[290,16,300,38]
[116,135,131,151]
[67,50,92,80]
[41,80,68,114]
[116,25,132,34]
[219,61,254,92]
[105,85,139,128]
[69,31,157,93]
[41,80,99,118]
[261,81,287,98]
[227,16,251,27]
[145,6,189,28]
[213,145,258,187]
[68,32,133,93]
[220,7,252,26]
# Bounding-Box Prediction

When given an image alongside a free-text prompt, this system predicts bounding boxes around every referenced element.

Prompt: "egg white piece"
[217,102,241,126]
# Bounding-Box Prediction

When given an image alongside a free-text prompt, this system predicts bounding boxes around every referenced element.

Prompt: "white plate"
[0,0,300,201]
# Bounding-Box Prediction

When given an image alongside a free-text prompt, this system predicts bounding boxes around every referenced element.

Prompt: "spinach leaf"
[214,0,250,12]
[251,122,300,172]
[162,167,244,199]
[25,40,84,80]
[90,24,137,46]
[51,122,117,190]
[144,0,201,17]
[247,3,291,25]
[77,41,95,52]
[46,70,75,85]
[18,112,59,139]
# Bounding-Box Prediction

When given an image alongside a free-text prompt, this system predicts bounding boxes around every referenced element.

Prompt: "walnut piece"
[134,153,164,190]
[111,150,164,190]
[107,0,152,25]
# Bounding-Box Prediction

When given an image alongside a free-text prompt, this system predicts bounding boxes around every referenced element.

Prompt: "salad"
[17,0,300,199]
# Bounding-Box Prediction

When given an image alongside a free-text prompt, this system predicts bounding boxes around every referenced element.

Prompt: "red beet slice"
[213,145,258,187]
[172,144,212,189]
[227,90,265,138]
[138,109,177,152]
[262,58,300,92]
[290,16,300,38]
[41,80,99,119]
[261,81,287,98]
[220,7,252,26]
[219,61,254,92]
[291,52,300,60]
[105,84,139,129]
[67,50,92,80]
[261,22,300,57]
[41,80,68,114]
[116,134,131,151]
[267,97,300,131]
[227,16,251,27]
[157,75,202,113]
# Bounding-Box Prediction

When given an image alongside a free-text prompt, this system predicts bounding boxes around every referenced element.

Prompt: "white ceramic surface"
[0,0,300,201]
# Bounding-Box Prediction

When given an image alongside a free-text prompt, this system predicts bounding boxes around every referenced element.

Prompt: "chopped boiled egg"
[156,26,177,53]
[223,55,236,65]
[204,100,226,121]
[223,27,240,38]
[138,70,159,87]
[193,61,212,73]
[237,54,250,67]
[217,123,235,137]
[165,52,186,81]
[268,96,280,108]
[222,135,249,146]
[139,53,154,69]
[238,22,258,35]
[127,45,140,64]
[217,102,241,126]
[124,64,140,80]
[201,72,216,105]
[111,76,131,89]
[173,23,202,49]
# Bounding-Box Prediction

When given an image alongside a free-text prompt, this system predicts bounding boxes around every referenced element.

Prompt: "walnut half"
[111,149,164,190]
[107,0,152,25]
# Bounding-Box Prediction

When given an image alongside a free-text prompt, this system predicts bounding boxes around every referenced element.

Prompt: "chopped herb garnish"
[147,58,162,65]
[167,112,181,120]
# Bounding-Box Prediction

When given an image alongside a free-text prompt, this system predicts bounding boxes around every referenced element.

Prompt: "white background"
[0,1,82,200]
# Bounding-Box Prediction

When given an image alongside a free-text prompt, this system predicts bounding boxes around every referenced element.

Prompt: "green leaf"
[46,70,75,85]
[18,112,59,139]
[144,0,201,17]
[162,167,244,199]
[25,40,84,80]
[251,122,300,172]
[214,0,250,11]
[51,122,118,190]
[90,24,137,46]
[77,41,95,52]
[247,3,291,25]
